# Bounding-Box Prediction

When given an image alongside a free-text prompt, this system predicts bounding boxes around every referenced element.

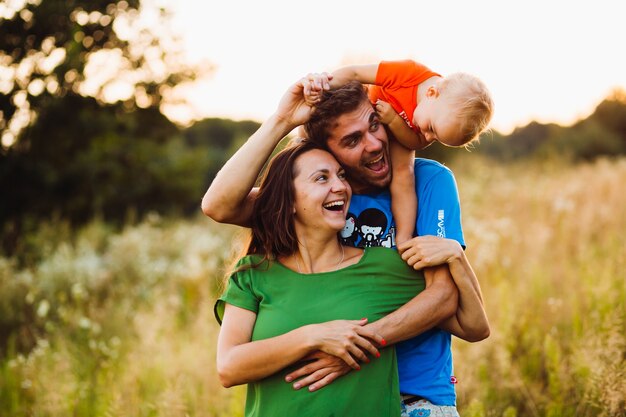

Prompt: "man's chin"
[368,165,391,186]
[351,170,391,193]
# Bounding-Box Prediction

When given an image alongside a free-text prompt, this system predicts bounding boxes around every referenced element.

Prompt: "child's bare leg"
[390,139,416,247]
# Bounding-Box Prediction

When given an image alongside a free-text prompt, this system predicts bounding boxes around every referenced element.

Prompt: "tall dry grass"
[1,157,624,416]
[451,156,626,416]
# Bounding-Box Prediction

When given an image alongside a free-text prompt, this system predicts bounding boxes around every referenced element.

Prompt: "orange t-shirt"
[368,60,440,132]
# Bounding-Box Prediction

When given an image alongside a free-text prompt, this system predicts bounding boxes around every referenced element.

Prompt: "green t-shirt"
[215,247,425,417]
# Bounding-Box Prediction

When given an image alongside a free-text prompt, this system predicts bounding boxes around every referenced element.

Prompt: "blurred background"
[1,1,625,416]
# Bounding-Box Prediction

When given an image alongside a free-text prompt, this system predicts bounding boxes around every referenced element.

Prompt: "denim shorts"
[400,397,460,417]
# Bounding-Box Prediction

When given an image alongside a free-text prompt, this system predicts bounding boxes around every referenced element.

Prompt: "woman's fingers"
[337,350,360,370]
[313,318,386,367]
[354,328,384,353]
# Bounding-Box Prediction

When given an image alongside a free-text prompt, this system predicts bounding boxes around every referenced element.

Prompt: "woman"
[214,140,487,416]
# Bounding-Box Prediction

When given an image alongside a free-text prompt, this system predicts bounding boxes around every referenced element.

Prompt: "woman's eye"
[338,172,346,180]
[316,175,327,182]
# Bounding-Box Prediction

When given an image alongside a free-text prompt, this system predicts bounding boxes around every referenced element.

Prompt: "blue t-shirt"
[342,158,464,406]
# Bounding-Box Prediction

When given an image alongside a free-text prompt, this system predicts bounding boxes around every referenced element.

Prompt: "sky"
[165,0,626,134]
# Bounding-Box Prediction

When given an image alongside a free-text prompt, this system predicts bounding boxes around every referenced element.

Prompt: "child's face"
[412,92,464,147]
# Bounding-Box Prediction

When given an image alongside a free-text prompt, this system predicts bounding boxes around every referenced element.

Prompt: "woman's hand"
[306,318,384,369]
[397,235,463,270]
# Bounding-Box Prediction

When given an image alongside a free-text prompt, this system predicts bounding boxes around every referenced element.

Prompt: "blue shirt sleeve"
[414,160,465,248]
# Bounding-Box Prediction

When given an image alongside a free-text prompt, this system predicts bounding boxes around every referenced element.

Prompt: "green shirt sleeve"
[214,256,261,325]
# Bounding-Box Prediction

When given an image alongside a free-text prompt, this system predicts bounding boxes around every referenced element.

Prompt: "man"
[203,77,488,414]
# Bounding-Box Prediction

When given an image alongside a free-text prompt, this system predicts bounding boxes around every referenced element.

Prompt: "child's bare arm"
[329,64,379,88]
[389,140,416,246]
[302,64,379,104]
[375,100,429,151]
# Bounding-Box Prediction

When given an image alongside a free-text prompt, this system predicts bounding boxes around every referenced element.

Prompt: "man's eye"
[370,121,380,131]
[347,138,359,147]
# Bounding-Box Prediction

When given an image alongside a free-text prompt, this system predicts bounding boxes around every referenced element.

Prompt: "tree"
[0,0,208,147]
[587,88,626,142]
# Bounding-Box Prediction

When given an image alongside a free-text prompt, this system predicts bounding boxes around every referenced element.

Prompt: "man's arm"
[399,236,490,342]
[201,79,318,226]
[283,264,457,391]
[218,305,382,388]
[365,263,458,344]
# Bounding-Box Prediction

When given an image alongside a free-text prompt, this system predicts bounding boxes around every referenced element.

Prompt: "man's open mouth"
[365,154,385,171]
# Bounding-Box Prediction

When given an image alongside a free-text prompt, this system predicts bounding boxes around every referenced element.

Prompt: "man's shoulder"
[413,158,454,178]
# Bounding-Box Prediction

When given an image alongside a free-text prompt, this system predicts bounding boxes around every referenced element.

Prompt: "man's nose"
[364,132,383,152]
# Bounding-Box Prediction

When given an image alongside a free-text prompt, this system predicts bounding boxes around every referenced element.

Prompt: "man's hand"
[398,235,463,270]
[285,351,353,392]
[374,99,398,124]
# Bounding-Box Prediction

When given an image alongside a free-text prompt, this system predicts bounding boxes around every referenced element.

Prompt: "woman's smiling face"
[292,149,352,234]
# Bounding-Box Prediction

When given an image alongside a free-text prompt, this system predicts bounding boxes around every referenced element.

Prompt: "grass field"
[1,156,624,416]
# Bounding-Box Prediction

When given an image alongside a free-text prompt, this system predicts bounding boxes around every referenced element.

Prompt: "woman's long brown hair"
[237,139,323,271]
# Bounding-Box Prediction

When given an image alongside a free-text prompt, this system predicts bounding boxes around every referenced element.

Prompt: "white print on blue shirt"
[437,209,446,237]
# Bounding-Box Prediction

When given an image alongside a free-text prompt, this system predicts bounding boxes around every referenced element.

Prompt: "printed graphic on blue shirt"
[341,208,396,248]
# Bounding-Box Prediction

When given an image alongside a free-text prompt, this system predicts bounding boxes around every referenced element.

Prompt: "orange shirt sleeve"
[368,60,440,131]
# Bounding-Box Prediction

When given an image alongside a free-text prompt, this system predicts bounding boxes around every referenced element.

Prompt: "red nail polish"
[381,338,387,346]
[375,352,380,358]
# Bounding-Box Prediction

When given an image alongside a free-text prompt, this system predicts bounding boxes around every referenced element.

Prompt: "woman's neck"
[284,230,344,274]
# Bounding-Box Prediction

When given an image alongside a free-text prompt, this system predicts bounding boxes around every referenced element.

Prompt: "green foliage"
[0,0,203,143]
[589,89,626,139]
[474,88,626,163]
[0,95,217,255]
[540,120,625,161]
[183,117,261,182]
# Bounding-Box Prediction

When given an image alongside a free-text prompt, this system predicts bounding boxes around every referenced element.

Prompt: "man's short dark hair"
[304,81,370,148]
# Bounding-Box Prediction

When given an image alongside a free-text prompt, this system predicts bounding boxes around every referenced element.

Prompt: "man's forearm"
[439,250,490,342]
[367,265,458,345]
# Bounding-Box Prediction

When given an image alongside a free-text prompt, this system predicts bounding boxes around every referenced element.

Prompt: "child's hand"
[375,100,397,124]
[303,72,333,105]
